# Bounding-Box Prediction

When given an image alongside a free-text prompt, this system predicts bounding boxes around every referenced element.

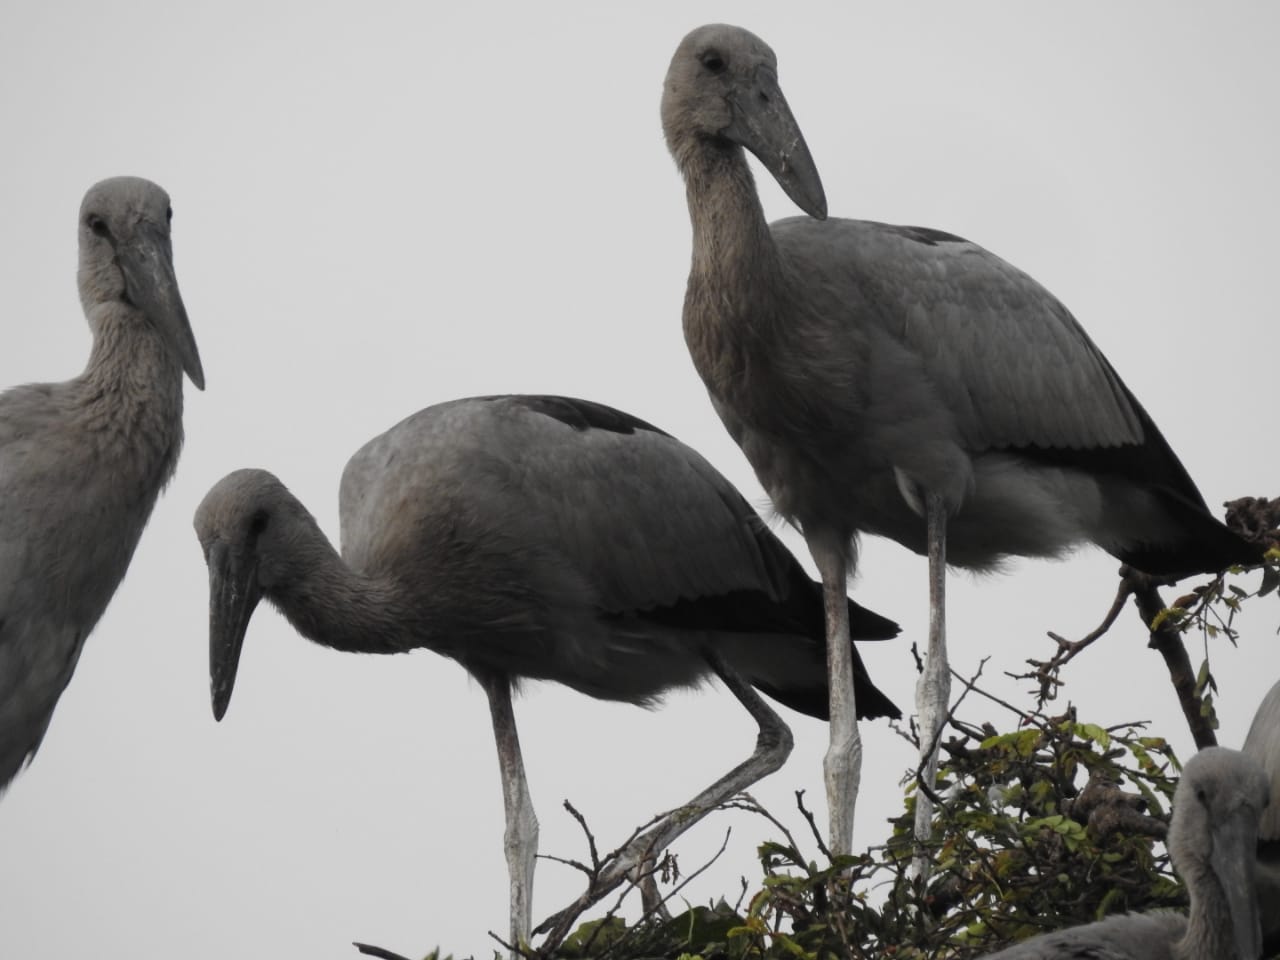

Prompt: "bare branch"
[793,790,831,861]
[1012,576,1132,707]
[561,799,602,872]
[1126,568,1218,749]
[531,795,731,954]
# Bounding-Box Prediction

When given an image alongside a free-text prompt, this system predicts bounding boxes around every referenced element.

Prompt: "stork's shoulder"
[341,395,670,498]
[771,216,1049,305]
[770,216,1146,452]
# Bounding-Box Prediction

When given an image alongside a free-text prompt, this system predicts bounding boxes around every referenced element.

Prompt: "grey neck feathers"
[76,301,185,481]
[681,140,786,294]
[264,518,420,656]
[678,138,794,408]
[1177,861,1243,960]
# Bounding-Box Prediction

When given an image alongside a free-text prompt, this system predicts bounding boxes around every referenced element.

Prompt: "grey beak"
[724,66,827,220]
[206,542,261,721]
[1209,808,1263,959]
[117,222,205,390]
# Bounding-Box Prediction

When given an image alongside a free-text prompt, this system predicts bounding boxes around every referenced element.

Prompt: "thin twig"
[722,791,807,861]
[958,669,1044,729]
[1012,576,1132,706]
[591,829,733,960]
[792,790,831,861]
[529,799,714,954]
[562,799,603,872]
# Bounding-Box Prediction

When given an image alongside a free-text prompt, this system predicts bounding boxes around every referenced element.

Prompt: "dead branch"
[793,789,831,861]
[1013,577,1133,707]
[1125,567,1218,749]
[529,796,735,955]
[1017,563,1217,749]
[581,830,732,960]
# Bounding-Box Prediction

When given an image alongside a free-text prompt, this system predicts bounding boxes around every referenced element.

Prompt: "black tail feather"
[1116,489,1264,577]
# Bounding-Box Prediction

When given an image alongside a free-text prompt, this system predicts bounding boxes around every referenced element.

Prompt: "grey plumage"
[661,22,1259,857]
[976,747,1267,960]
[0,177,203,790]
[664,25,1255,577]
[1241,678,1280,956]
[193,394,899,949]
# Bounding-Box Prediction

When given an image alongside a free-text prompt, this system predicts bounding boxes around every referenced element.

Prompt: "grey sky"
[1,3,1277,958]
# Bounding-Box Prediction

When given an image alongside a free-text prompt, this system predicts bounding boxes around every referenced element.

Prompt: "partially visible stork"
[976,747,1266,959]
[194,394,900,953]
[661,23,1260,857]
[1241,676,1280,955]
[0,177,203,790]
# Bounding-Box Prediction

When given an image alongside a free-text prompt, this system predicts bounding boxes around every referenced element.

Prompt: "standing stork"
[661,23,1260,857]
[193,394,900,952]
[0,177,203,790]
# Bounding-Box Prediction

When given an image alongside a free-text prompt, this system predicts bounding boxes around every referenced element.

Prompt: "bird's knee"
[757,719,795,769]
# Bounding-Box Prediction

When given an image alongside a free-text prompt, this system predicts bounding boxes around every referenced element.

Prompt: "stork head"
[661,23,826,220]
[1168,746,1268,959]
[78,176,204,389]
[194,469,312,721]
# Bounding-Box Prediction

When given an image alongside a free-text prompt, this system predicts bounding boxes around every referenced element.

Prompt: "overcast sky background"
[1,3,1277,958]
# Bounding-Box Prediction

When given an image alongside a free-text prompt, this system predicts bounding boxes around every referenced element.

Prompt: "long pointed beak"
[206,541,261,721]
[725,66,827,220]
[1210,808,1263,959]
[117,223,205,390]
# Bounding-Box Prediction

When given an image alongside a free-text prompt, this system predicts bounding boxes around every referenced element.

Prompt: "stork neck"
[79,302,184,431]
[682,140,787,300]
[62,300,186,504]
[266,525,422,656]
[1177,868,1245,960]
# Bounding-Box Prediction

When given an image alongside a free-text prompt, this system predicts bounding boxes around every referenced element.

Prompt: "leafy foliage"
[510,696,1187,960]
[404,553,1280,960]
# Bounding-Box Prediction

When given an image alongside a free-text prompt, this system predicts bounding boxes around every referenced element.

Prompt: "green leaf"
[1075,723,1112,750]
[557,916,629,957]
[1261,563,1280,597]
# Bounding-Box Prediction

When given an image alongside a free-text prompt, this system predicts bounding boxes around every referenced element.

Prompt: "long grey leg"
[911,493,951,878]
[534,654,792,942]
[807,533,860,857]
[609,653,793,878]
[480,673,538,956]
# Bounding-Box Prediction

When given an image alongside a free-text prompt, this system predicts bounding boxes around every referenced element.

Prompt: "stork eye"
[701,51,726,74]
[86,214,111,239]
[248,510,270,538]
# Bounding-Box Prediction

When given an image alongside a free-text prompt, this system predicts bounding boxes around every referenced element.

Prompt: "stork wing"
[773,217,1148,451]
[0,384,88,788]
[341,395,894,630]
[771,216,1224,515]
